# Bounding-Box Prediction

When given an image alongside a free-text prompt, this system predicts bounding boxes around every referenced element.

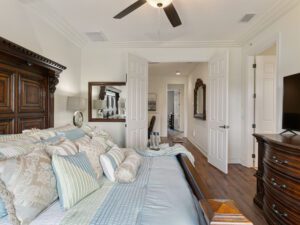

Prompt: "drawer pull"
[272,156,289,165]
[271,178,287,189]
[272,204,288,218]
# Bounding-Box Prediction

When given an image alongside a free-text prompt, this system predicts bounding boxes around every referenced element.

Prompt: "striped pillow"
[52,152,100,210]
[78,139,106,179]
[45,139,78,156]
[100,146,125,182]
[73,135,91,149]
[0,199,7,218]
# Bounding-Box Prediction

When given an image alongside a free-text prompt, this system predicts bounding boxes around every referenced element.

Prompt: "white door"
[126,54,148,149]
[174,90,180,130]
[255,56,277,167]
[208,52,229,174]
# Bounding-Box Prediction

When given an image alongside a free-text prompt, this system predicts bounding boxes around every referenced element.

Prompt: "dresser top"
[253,134,300,150]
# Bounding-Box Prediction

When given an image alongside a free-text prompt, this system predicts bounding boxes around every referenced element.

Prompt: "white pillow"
[100,146,125,182]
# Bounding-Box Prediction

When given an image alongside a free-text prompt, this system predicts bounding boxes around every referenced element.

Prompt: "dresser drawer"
[264,163,300,206]
[264,188,300,225]
[264,145,300,179]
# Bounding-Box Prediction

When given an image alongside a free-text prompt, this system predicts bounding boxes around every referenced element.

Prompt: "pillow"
[91,127,114,142]
[52,124,76,132]
[52,152,100,210]
[100,146,125,182]
[73,135,91,149]
[0,133,39,143]
[80,124,95,137]
[45,138,78,156]
[78,139,106,179]
[92,136,116,152]
[0,148,58,225]
[0,199,7,218]
[56,128,86,141]
[0,141,39,160]
[22,128,56,141]
[115,150,142,183]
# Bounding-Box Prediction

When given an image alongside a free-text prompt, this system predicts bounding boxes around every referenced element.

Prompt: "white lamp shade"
[93,100,106,109]
[67,96,87,112]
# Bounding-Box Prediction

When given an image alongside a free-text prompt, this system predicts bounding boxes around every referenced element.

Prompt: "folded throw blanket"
[135,143,195,166]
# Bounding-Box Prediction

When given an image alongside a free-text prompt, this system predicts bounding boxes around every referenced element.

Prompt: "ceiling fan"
[114,0,182,27]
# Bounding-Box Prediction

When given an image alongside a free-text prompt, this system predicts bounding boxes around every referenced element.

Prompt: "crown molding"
[90,40,241,48]
[237,0,299,45]
[20,1,88,48]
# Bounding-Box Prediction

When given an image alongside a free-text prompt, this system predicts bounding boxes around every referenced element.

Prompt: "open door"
[126,54,148,149]
[208,52,229,174]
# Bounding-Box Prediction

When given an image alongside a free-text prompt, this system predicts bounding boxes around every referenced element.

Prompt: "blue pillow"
[52,152,99,209]
[0,199,7,218]
[56,128,86,141]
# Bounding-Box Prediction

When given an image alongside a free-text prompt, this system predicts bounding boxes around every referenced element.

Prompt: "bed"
[0,37,252,225]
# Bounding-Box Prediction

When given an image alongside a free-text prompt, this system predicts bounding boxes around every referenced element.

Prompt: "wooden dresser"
[253,134,300,225]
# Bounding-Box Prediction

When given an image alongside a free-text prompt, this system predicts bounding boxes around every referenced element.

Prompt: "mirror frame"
[88,82,126,122]
[194,78,206,120]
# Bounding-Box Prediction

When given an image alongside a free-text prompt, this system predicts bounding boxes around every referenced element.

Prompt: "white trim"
[237,0,299,44]
[241,33,281,168]
[187,137,208,157]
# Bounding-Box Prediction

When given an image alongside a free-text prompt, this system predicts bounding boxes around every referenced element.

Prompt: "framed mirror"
[194,79,206,120]
[88,82,126,122]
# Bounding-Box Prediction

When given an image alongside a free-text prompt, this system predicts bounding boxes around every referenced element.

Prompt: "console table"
[253,134,300,225]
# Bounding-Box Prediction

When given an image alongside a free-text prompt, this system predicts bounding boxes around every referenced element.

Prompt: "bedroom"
[0,0,300,225]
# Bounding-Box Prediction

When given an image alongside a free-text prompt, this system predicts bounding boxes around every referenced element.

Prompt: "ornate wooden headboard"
[0,37,66,134]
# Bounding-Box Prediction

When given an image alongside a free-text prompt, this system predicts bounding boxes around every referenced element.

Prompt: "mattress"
[0,156,202,225]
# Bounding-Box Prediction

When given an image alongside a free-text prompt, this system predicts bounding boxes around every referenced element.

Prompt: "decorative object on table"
[67,96,87,128]
[88,82,126,122]
[148,93,157,112]
[149,132,160,150]
[148,116,156,139]
[93,99,106,118]
[194,78,206,120]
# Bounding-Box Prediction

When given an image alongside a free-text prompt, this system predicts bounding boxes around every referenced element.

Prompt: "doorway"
[248,44,278,168]
[167,84,185,140]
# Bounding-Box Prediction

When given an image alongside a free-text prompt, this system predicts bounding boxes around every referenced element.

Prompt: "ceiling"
[20,0,296,45]
[149,62,203,76]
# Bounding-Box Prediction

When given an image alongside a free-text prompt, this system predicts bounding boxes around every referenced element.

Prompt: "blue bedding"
[91,156,201,225]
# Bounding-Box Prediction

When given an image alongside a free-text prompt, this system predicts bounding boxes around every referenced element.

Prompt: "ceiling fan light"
[147,0,173,8]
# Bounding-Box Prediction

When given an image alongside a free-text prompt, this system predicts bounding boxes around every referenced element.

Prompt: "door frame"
[166,84,186,133]
[242,33,282,167]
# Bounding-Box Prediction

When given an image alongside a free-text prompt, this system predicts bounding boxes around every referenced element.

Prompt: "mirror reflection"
[89,83,126,122]
[196,88,204,114]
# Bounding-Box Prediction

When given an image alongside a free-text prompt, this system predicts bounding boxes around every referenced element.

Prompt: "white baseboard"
[187,137,208,157]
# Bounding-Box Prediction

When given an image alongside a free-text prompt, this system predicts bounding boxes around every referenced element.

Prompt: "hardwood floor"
[167,137,268,225]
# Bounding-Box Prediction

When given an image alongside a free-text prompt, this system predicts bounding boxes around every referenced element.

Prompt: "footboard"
[177,154,253,225]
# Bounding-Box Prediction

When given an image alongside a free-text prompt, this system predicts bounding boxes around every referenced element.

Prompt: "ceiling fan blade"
[114,0,147,19]
[163,3,182,27]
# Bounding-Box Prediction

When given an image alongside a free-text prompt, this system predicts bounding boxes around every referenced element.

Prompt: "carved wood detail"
[0,36,66,134]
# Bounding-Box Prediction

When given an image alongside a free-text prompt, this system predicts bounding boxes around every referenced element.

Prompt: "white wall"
[81,45,243,161]
[241,2,300,167]
[0,0,82,127]
[148,75,188,136]
[187,63,209,155]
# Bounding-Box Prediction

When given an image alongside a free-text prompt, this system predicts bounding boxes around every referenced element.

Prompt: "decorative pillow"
[45,138,78,156]
[78,139,106,179]
[52,152,100,210]
[56,128,86,141]
[100,146,125,182]
[80,124,95,137]
[0,133,39,143]
[115,149,142,183]
[22,128,56,141]
[92,136,116,152]
[0,141,39,160]
[0,199,7,218]
[73,135,91,148]
[0,149,58,225]
[52,124,76,132]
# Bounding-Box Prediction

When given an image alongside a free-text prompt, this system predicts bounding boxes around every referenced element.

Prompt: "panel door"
[208,52,229,174]
[126,54,148,149]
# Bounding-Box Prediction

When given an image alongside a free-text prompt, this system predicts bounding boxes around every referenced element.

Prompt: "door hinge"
[252,124,256,129]
[253,63,257,69]
[253,93,256,99]
[252,154,256,159]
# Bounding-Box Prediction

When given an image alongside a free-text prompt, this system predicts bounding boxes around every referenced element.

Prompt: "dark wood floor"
[167,137,268,225]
